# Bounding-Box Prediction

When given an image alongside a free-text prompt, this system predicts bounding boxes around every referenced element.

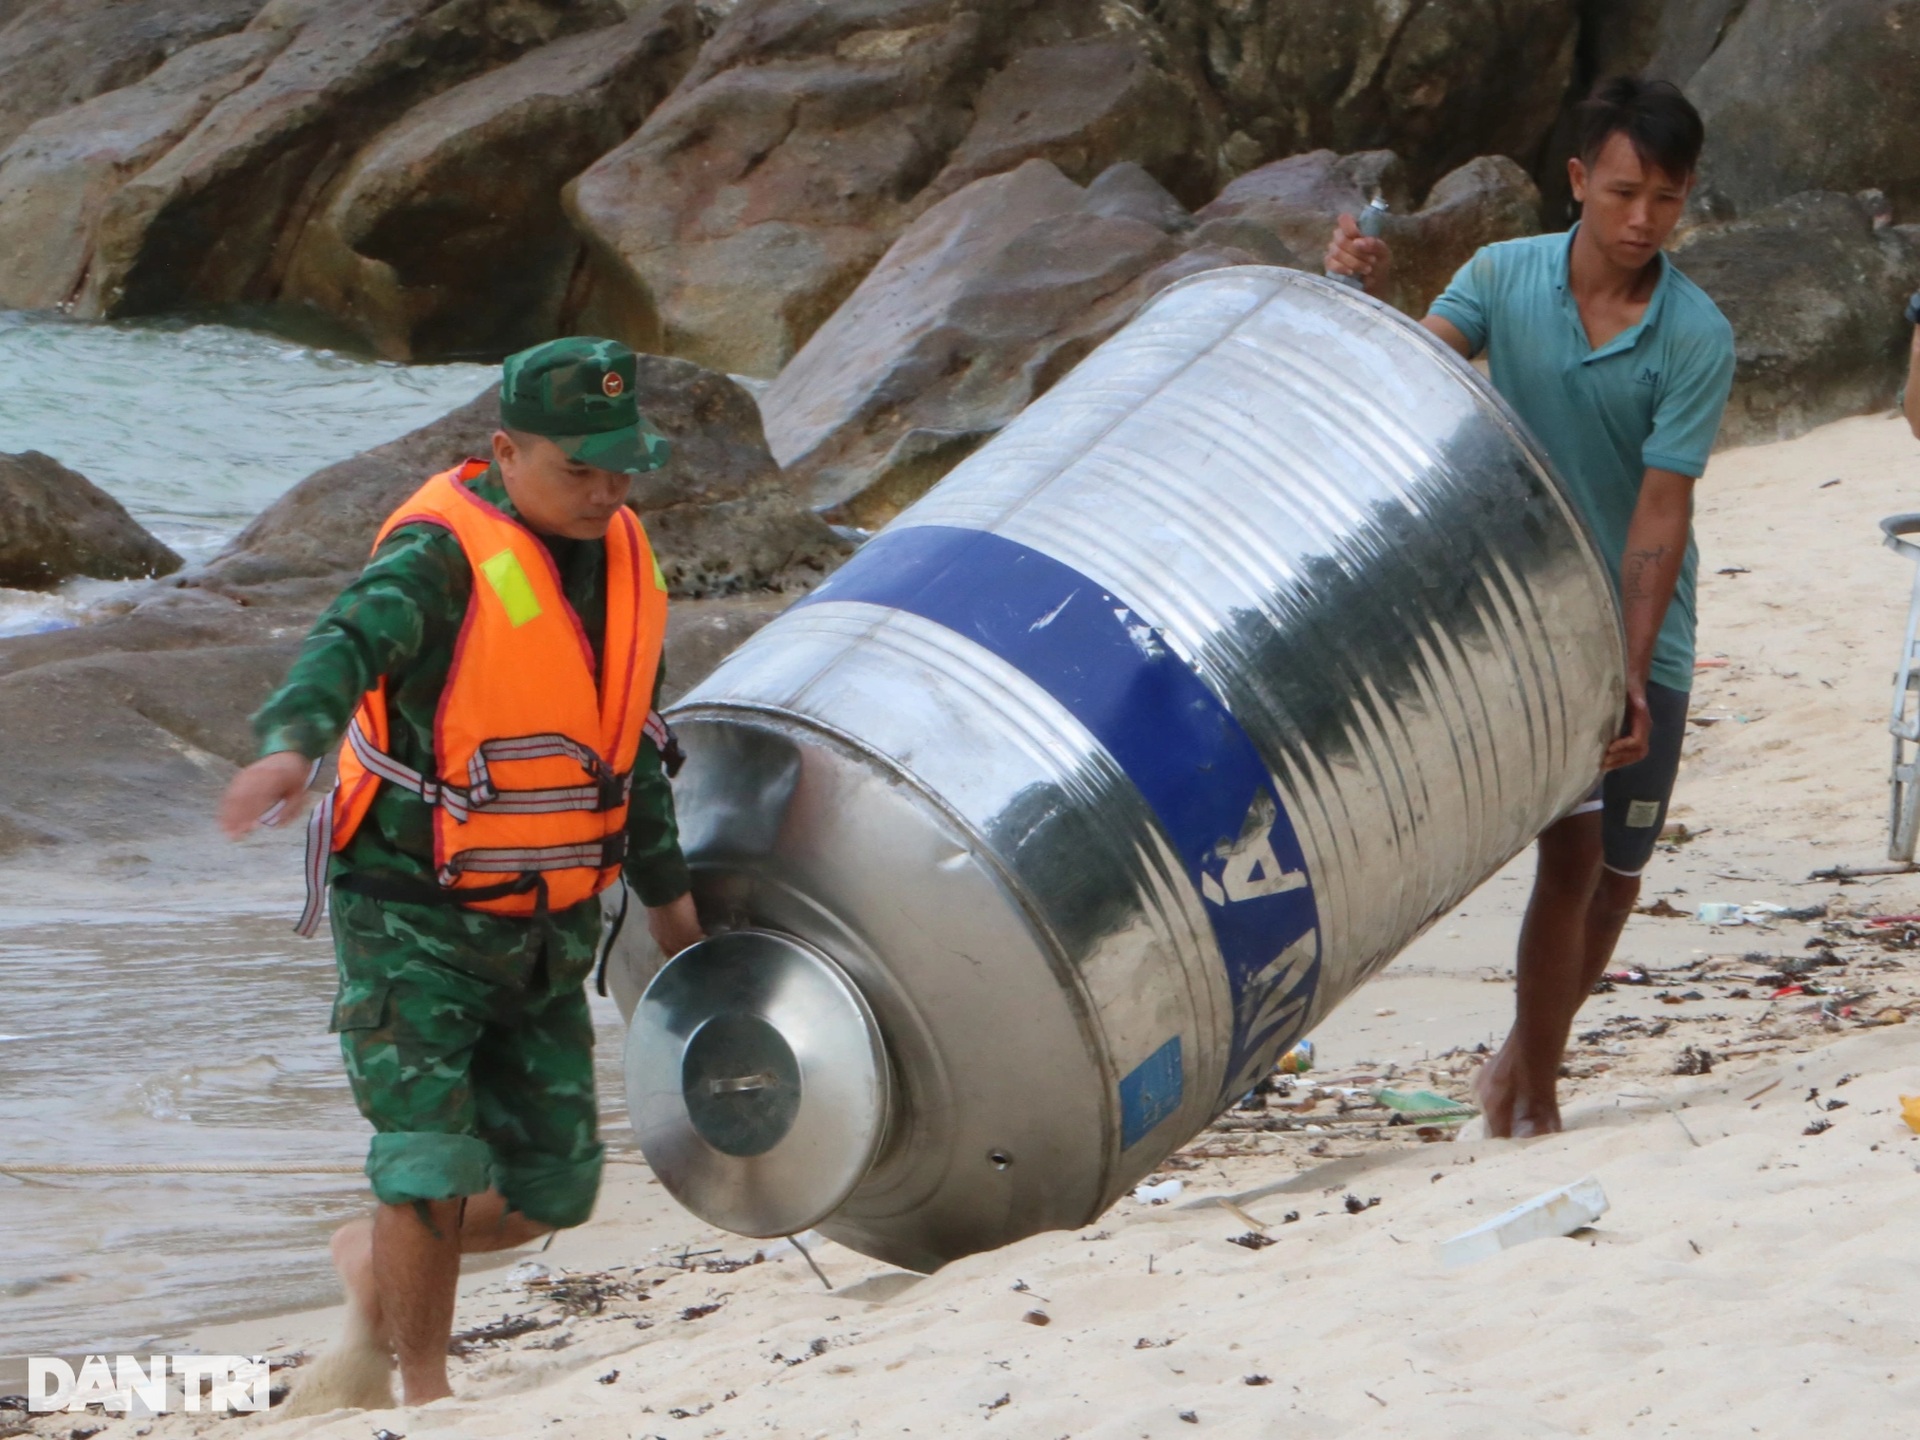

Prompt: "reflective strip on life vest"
[296,790,336,938]
[439,835,626,883]
[643,710,671,753]
[348,718,628,822]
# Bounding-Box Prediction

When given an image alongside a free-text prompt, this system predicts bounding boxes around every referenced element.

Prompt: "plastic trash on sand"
[1437,1177,1610,1269]
[1373,1088,1478,1122]
[1902,1097,1920,1135]
[1278,1040,1314,1074]
[1133,1177,1184,1205]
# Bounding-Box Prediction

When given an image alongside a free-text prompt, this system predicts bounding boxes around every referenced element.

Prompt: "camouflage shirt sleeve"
[251,523,468,761]
[625,669,691,908]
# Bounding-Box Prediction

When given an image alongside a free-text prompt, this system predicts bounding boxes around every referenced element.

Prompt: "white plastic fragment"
[1437,1176,1609,1269]
[1132,1178,1184,1205]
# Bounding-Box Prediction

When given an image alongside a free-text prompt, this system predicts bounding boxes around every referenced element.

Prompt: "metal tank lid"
[625,929,892,1238]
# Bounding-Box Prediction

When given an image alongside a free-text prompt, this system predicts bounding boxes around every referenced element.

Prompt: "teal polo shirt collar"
[1551,223,1674,363]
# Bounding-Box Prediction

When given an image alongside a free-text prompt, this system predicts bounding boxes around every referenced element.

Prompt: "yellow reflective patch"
[651,553,667,593]
[479,548,542,628]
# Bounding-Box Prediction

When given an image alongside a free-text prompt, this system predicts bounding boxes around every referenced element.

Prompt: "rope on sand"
[0,1157,651,1177]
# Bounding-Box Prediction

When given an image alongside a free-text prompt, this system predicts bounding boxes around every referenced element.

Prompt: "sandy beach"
[18,408,1920,1440]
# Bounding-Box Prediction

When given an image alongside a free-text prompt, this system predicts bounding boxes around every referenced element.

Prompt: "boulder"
[0,450,181,588]
[72,0,624,320]
[1688,0,1920,221]
[565,0,1019,378]
[1196,149,1542,316]
[922,36,1205,206]
[205,361,845,597]
[760,159,1188,527]
[1671,192,1920,447]
[0,0,264,152]
[566,0,1583,380]
[0,28,288,310]
[1167,0,1580,190]
[277,0,704,361]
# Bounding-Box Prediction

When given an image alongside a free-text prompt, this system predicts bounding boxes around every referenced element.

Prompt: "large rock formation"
[1686,0,1920,222]
[276,0,704,361]
[759,160,1191,526]
[761,142,1547,530]
[69,0,624,320]
[1670,192,1920,447]
[568,0,1584,378]
[0,28,288,311]
[0,0,263,152]
[204,364,846,598]
[0,0,1595,368]
[1166,0,1580,189]
[566,0,1033,378]
[0,450,181,588]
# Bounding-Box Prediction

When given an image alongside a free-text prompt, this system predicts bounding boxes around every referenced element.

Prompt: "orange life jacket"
[296,460,668,931]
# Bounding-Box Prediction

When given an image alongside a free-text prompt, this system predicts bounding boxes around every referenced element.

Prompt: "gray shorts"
[1567,681,1689,878]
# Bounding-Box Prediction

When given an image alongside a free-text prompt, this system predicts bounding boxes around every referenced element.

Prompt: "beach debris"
[506,1260,551,1285]
[667,1403,714,1419]
[1226,1231,1277,1250]
[1374,1088,1477,1122]
[1674,1046,1715,1075]
[1716,565,1750,575]
[1902,1096,1920,1134]
[1244,1374,1273,1386]
[598,1370,619,1384]
[1343,1194,1381,1214]
[1803,1118,1833,1136]
[447,1313,558,1355]
[982,1393,1010,1413]
[1278,1040,1315,1074]
[1135,1337,1172,1349]
[1180,1411,1199,1423]
[772,1339,831,1367]
[679,1302,724,1321]
[1637,895,1689,916]
[1021,1309,1051,1326]
[1133,1177,1184,1204]
[372,1432,405,1440]
[1437,1176,1609,1268]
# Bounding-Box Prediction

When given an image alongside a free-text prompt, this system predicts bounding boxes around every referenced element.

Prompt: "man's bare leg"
[1476,813,1604,1137]
[292,1190,549,1412]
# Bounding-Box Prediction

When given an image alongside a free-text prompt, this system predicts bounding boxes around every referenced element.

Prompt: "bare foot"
[281,1221,395,1416]
[1471,1042,1564,1139]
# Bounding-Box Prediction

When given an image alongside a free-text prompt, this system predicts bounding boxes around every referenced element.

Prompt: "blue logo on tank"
[797,525,1323,1113]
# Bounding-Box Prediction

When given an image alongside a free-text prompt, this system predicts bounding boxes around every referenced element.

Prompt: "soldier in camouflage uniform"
[220,338,702,1408]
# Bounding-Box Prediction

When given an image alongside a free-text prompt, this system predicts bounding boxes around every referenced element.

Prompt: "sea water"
[0,310,494,636]
[0,313,632,1368]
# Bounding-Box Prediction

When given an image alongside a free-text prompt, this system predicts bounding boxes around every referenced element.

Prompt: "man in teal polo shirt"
[1328,77,1736,1136]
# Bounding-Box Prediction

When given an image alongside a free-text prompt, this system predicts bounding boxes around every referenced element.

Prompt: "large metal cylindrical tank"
[618,266,1623,1272]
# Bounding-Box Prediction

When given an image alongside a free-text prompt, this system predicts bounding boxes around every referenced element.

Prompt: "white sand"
[65,411,1920,1440]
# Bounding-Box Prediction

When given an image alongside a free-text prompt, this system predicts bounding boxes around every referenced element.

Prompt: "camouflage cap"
[499,337,670,475]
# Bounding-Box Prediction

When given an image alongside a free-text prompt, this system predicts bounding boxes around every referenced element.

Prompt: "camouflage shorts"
[327,888,604,1228]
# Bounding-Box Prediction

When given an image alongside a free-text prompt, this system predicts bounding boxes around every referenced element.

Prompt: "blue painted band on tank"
[795,524,1322,1107]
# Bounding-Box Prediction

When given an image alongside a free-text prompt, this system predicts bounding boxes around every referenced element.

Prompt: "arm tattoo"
[1621,544,1670,604]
